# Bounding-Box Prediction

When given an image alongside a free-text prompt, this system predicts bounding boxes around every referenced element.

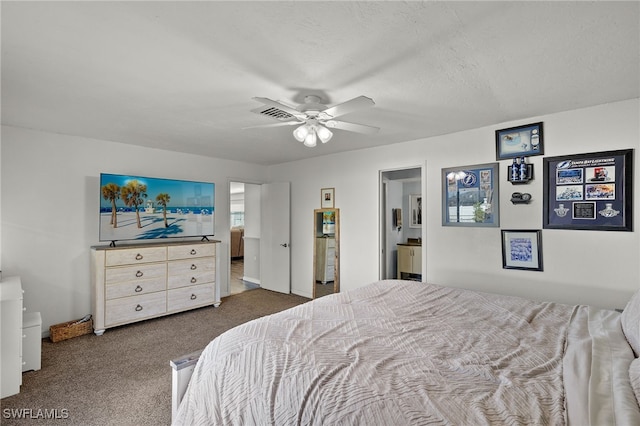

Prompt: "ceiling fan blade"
[252,97,306,119]
[321,96,375,119]
[325,120,380,135]
[243,121,301,130]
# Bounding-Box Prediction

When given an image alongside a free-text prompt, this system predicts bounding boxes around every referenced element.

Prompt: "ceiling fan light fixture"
[293,124,309,142]
[316,125,333,143]
[303,131,317,147]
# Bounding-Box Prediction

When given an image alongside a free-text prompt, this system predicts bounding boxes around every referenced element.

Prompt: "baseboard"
[242,276,260,285]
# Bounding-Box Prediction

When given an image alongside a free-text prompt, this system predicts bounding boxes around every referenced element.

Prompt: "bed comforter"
[175,280,640,425]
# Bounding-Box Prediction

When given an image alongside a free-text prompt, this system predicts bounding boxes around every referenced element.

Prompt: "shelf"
[507,163,534,184]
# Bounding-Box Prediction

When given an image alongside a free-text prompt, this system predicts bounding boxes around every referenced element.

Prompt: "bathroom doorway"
[379,166,424,281]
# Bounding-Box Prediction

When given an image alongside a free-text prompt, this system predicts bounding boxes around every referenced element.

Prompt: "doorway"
[379,167,423,280]
[229,181,260,295]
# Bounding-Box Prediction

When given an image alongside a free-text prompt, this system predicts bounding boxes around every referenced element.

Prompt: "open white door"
[260,182,290,293]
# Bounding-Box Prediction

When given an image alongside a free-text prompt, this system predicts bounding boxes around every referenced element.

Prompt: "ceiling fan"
[246,95,380,147]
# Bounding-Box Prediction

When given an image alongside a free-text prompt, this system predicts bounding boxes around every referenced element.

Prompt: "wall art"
[442,162,499,227]
[501,229,543,271]
[496,122,544,160]
[543,149,633,231]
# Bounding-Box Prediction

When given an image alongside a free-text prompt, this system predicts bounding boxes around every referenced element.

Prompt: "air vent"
[251,106,296,122]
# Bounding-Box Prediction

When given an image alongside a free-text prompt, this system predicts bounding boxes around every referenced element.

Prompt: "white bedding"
[174,280,640,425]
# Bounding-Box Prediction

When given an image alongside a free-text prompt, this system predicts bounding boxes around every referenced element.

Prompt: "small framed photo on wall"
[321,188,335,208]
[495,122,544,160]
[409,194,422,228]
[501,229,543,271]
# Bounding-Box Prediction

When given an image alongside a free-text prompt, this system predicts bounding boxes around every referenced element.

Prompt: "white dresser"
[315,237,335,284]
[1,276,24,398]
[91,240,220,335]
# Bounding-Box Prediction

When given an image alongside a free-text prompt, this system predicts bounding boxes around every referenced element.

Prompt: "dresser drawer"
[168,258,215,276]
[105,263,167,285]
[167,284,214,312]
[105,277,166,300]
[168,243,215,260]
[105,246,167,266]
[105,292,167,326]
[167,271,215,289]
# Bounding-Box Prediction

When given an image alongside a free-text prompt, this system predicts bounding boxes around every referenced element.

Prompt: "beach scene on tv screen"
[100,174,215,241]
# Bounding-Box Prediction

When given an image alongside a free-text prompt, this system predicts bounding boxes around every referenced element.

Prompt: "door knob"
[280,243,288,248]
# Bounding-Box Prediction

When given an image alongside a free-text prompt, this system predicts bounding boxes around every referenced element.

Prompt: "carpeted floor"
[0,289,310,425]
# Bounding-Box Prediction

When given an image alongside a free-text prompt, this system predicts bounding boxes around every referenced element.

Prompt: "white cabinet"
[1,276,24,398]
[315,237,335,284]
[22,312,42,372]
[92,240,220,335]
[397,244,422,280]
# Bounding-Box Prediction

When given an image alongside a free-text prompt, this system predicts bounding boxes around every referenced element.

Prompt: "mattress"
[174,280,640,425]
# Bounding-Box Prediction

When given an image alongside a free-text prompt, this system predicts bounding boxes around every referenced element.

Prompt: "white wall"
[270,99,640,309]
[0,125,268,331]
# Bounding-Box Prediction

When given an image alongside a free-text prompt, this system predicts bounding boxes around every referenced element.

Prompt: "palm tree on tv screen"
[101,183,120,228]
[156,193,171,227]
[121,180,147,228]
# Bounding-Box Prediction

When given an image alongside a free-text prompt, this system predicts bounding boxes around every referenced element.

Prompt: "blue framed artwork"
[495,122,544,160]
[543,149,633,231]
[501,230,543,271]
[442,162,499,227]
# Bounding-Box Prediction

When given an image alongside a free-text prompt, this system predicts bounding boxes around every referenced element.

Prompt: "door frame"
[226,178,264,297]
[378,164,426,281]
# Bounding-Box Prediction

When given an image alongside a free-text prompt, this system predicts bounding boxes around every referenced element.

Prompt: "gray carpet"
[0,289,310,425]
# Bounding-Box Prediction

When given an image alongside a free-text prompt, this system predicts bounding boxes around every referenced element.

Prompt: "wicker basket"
[49,317,93,342]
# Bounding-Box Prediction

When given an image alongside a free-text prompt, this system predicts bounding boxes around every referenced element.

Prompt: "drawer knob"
[135,304,143,312]
[135,253,143,260]
[135,285,143,293]
[136,270,143,278]
[190,264,197,270]
[190,249,197,255]
[190,277,197,283]
[190,294,197,300]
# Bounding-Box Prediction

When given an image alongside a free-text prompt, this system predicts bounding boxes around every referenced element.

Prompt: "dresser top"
[0,276,23,301]
[92,239,221,251]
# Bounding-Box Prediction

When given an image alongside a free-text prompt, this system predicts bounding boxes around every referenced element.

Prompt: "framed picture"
[501,230,543,271]
[409,194,422,228]
[321,188,335,208]
[495,122,544,160]
[543,149,633,231]
[442,162,499,227]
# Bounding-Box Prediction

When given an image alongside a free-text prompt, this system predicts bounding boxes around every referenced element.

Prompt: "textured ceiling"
[2,1,639,165]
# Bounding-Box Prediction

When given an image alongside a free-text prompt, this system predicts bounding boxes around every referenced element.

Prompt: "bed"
[173,280,640,425]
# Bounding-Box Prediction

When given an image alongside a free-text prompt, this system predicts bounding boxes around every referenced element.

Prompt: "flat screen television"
[99,173,215,244]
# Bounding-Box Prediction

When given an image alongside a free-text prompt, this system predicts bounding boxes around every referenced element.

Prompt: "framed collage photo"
[442,162,499,227]
[495,122,544,160]
[543,149,633,231]
[501,230,543,271]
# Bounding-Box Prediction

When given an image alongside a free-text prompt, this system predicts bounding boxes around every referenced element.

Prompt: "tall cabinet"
[91,240,220,335]
[1,276,24,398]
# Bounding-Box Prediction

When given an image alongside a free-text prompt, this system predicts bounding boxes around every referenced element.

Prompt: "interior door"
[260,182,290,293]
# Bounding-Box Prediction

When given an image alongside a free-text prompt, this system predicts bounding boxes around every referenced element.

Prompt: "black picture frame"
[501,229,543,271]
[543,149,633,231]
[495,122,544,160]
